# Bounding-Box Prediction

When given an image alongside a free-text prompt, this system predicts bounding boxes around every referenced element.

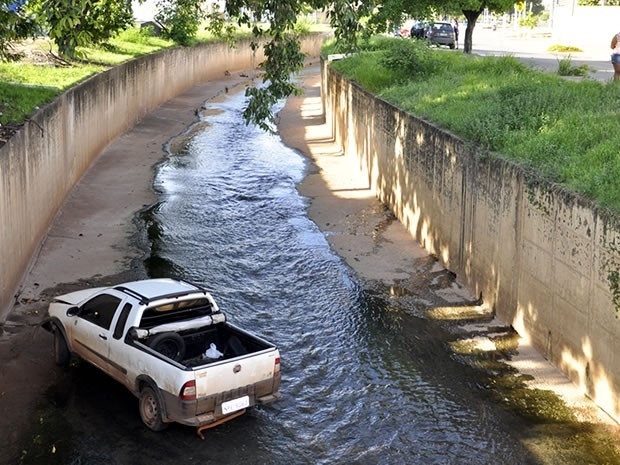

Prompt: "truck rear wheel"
[139,386,168,431]
[54,330,70,366]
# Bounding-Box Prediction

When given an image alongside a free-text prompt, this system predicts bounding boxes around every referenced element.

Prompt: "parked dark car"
[426,21,456,49]
[410,20,430,39]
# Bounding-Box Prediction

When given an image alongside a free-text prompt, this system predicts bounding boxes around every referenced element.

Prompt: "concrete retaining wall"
[0,34,326,320]
[323,62,620,422]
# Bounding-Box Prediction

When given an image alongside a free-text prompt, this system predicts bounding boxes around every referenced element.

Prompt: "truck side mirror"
[66,306,79,317]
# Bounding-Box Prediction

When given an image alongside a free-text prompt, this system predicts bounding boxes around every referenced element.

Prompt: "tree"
[0,0,38,61]
[456,0,513,52]
[202,1,305,131]
[201,0,377,131]
[155,0,204,45]
[220,0,519,126]
[0,0,516,127]
[30,0,134,58]
[363,0,513,53]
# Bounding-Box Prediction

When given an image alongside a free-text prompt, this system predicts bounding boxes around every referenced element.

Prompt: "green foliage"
[293,16,314,34]
[518,11,538,29]
[214,0,311,131]
[0,82,59,124]
[204,4,238,47]
[605,255,620,316]
[243,33,306,132]
[329,52,394,93]
[0,0,39,61]
[116,26,161,46]
[379,39,442,80]
[320,0,371,53]
[31,0,134,58]
[155,0,204,46]
[329,37,620,212]
[557,55,591,76]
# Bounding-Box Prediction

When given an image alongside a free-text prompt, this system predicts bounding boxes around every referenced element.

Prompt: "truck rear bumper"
[162,389,281,429]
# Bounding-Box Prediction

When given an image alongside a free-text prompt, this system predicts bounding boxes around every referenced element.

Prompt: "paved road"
[471,26,613,82]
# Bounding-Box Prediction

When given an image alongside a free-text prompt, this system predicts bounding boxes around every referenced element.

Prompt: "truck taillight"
[180,380,196,400]
[274,357,280,375]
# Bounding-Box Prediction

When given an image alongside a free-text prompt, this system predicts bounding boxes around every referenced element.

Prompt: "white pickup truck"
[42,278,281,437]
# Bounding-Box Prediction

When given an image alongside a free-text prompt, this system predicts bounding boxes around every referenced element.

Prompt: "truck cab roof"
[114,278,208,305]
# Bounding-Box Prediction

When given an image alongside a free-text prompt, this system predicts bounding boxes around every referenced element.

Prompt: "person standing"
[611,31,620,81]
[453,19,459,49]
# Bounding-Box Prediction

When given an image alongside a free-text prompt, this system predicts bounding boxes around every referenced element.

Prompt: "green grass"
[0,59,104,123]
[0,28,177,126]
[0,22,325,128]
[0,83,59,123]
[77,28,176,64]
[328,37,620,212]
[0,61,104,88]
[556,55,591,76]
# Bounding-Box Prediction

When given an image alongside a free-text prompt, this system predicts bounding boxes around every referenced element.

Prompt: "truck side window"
[113,303,133,340]
[80,294,121,330]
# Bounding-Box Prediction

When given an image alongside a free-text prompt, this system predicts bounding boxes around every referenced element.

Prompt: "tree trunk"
[462,9,483,54]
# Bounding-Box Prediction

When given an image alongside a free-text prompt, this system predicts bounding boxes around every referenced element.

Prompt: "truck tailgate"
[194,348,279,399]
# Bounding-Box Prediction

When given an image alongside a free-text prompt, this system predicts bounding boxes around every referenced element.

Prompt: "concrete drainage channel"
[3,61,620,465]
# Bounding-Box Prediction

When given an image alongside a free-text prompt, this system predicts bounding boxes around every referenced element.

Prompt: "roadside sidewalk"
[472,26,613,82]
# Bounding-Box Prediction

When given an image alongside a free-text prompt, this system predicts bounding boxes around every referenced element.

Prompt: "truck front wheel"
[54,330,70,366]
[139,386,168,431]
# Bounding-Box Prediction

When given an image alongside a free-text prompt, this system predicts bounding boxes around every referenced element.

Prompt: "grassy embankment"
[324,37,620,214]
[0,24,269,136]
[0,28,176,128]
[0,20,328,136]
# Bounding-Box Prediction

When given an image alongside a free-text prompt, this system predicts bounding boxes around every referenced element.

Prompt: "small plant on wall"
[608,269,620,316]
[603,242,620,317]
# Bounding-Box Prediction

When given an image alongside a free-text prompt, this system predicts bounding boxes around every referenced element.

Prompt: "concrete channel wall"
[0,34,326,321]
[322,62,620,423]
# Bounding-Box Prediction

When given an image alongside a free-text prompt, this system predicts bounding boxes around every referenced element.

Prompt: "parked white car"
[42,278,281,438]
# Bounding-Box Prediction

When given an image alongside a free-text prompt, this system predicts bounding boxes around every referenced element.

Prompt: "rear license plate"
[221,395,250,414]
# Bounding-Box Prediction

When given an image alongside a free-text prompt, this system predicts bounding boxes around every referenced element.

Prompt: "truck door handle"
[99,334,107,340]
